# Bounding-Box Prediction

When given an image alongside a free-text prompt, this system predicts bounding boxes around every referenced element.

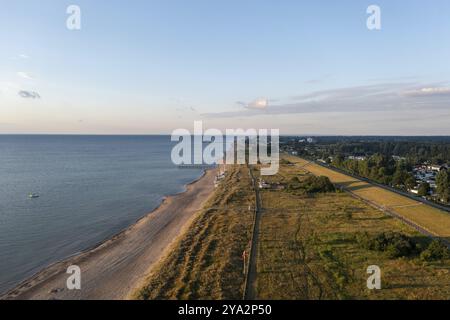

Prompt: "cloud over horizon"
[18,90,41,99]
[202,83,450,118]
[401,87,450,97]
[236,98,269,110]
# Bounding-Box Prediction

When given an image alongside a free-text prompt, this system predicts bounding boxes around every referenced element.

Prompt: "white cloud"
[203,82,450,118]
[402,87,450,97]
[237,97,269,110]
[17,72,33,80]
[18,90,41,99]
[10,54,30,60]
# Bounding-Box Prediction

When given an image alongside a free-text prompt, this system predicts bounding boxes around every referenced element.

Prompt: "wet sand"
[1,168,216,300]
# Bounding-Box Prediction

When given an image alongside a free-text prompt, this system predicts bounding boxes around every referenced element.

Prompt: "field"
[254,161,450,299]
[135,158,450,300]
[285,155,450,239]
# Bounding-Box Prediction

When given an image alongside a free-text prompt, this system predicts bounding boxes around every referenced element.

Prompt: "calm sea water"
[0,135,205,293]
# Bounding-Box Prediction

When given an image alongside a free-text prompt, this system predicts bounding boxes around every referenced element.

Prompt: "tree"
[333,154,344,167]
[436,169,450,203]
[418,182,430,197]
[405,174,416,190]
[420,240,450,262]
[359,160,370,177]
[392,165,407,187]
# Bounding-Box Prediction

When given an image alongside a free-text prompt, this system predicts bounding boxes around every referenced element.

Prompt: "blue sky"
[1,0,449,134]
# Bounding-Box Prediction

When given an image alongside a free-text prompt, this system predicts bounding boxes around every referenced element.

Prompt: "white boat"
[28,193,40,199]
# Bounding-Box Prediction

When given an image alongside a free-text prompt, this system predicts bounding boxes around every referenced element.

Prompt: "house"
[348,156,367,161]
[427,164,448,172]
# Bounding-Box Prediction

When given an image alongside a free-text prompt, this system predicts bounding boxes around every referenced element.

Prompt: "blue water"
[0,135,205,293]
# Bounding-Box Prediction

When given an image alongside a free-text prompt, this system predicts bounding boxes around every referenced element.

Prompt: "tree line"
[331,153,450,202]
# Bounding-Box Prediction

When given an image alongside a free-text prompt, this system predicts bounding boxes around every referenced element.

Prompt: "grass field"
[285,155,450,239]
[255,161,450,299]
[135,158,450,300]
[135,165,255,299]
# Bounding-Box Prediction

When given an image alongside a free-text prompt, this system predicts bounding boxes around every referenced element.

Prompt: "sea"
[0,135,209,294]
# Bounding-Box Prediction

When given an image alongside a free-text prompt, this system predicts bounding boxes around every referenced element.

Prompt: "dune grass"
[135,165,255,299]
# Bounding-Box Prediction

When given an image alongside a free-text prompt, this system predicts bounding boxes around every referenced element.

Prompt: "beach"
[1,168,216,300]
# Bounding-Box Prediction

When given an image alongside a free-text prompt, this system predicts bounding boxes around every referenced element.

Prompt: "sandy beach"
[1,168,216,300]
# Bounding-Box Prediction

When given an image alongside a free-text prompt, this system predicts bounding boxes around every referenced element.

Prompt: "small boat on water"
[28,193,40,199]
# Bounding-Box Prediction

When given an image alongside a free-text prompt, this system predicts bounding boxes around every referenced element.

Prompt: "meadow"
[286,155,450,239]
[255,160,450,299]
[136,157,450,300]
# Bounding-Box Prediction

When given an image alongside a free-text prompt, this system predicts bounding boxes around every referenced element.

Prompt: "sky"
[0,0,449,135]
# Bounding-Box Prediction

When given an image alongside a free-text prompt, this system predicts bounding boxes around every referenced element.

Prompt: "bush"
[357,232,417,258]
[304,176,335,193]
[420,240,450,262]
[288,175,335,193]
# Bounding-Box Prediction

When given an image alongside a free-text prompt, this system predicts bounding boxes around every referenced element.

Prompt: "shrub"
[288,175,335,193]
[305,176,335,193]
[420,240,450,262]
[288,176,302,190]
[357,232,417,258]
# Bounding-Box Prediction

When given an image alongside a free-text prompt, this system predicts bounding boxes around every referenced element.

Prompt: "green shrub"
[420,240,450,262]
[356,232,417,258]
[288,175,335,193]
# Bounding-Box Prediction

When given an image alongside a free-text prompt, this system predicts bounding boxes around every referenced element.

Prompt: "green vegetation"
[356,232,418,258]
[332,153,415,187]
[135,165,255,300]
[436,169,450,203]
[420,240,450,262]
[288,175,335,193]
[282,137,450,164]
[288,155,450,238]
[255,157,450,299]
[418,182,431,197]
[135,157,450,300]
[281,137,450,204]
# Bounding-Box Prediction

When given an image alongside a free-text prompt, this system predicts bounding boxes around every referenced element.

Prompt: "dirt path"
[2,169,216,300]
[244,166,262,300]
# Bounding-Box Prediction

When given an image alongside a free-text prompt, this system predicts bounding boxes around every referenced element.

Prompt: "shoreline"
[1,167,217,300]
